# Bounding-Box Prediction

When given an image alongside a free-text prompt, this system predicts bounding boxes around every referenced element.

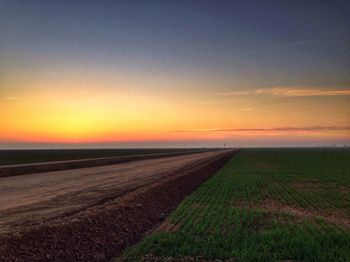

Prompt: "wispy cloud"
[256,87,350,97]
[173,126,350,133]
[194,100,235,105]
[238,108,254,111]
[211,91,253,96]
[4,97,19,100]
[211,87,350,97]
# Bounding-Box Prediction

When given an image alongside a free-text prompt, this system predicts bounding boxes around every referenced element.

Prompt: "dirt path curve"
[0,150,229,233]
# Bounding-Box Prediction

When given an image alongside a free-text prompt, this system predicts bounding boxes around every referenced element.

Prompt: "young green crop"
[122,148,350,261]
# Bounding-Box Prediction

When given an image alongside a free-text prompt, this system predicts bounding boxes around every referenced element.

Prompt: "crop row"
[122,149,350,261]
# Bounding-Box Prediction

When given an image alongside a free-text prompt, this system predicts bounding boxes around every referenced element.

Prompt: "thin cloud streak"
[238,108,254,111]
[211,91,252,96]
[174,126,350,133]
[212,87,350,97]
[4,97,19,100]
[257,87,350,97]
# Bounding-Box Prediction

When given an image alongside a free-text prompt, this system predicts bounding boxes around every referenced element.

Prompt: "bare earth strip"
[0,150,206,177]
[0,149,236,261]
[0,150,229,233]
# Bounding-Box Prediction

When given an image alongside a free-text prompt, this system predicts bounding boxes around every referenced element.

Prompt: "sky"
[1,0,349,148]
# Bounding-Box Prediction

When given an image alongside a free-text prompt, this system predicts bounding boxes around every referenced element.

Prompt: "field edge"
[0,150,237,261]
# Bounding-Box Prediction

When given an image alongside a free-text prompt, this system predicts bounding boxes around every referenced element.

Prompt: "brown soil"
[155,219,181,233]
[0,150,207,178]
[0,151,231,233]
[0,150,236,262]
[122,255,237,261]
[252,199,350,229]
[339,186,350,194]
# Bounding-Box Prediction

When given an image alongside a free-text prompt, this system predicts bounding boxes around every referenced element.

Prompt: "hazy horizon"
[1,141,349,150]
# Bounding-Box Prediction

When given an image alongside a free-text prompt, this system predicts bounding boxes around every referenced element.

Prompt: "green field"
[122,148,350,261]
[0,148,202,166]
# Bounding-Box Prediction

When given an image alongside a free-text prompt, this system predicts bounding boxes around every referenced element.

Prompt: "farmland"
[0,150,235,261]
[0,148,204,166]
[122,148,350,261]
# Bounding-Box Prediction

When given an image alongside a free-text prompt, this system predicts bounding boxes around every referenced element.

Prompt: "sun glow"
[1,67,349,146]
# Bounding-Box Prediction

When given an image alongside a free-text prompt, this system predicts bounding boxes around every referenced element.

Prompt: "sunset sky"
[1,1,349,148]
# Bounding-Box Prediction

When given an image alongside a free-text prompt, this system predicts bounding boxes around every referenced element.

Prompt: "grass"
[122,148,350,261]
[0,148,203,166]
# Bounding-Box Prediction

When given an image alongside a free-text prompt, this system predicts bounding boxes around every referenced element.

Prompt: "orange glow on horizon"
[1,69,349,146]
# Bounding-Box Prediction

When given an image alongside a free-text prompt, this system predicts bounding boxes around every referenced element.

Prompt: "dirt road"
[0,149,207,177]
[0,150,230,233]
